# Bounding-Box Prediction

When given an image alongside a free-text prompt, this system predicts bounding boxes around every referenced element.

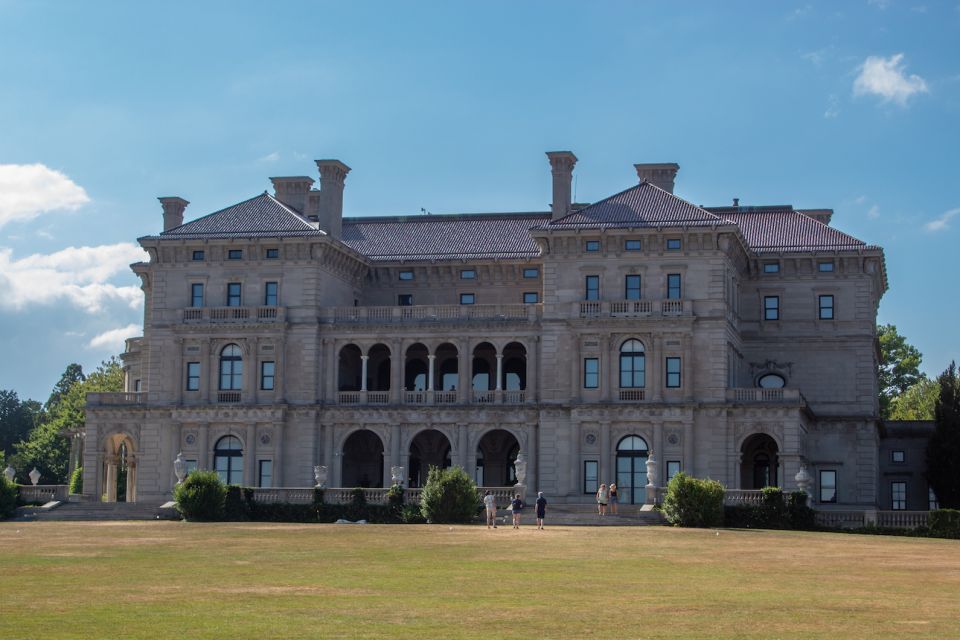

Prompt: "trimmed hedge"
[420,465,481,524]
[173,471,227,521]
[0,476,17,520]
[929,509,960,539]
[724,490,815,530]
[661,472,724,528]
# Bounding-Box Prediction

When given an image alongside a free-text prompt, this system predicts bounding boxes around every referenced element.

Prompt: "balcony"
[322,303,539,325]
[577,299,692,319]
[181,306,285,324]
[725,388,805,404]
[86,392,150,406]
[335,390,528,406]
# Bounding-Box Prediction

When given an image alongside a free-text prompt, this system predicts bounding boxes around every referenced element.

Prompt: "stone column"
[458,340,470,403]
[390,340,403,404]
[391,424,401,477]
[427,354,436,395]
[105,459,118,502]
[125,460,137,503]
[525,338,538,403]
[275,338,286,403]
[600,421,611,487]
[458,423,469,471]
[198,423,210,470]
[245,424,256,487]
[323,423,334,480]
[602,337,613,402]
[495,354,503,390]
[683,336,694,403]
[360,355,369,391]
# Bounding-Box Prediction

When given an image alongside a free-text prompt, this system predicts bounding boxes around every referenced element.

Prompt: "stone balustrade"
[17,485,69,503]
[723,489,765,505]
[181,306,285,324]
[86,392,150,406]
[725,388,805,404]
[875,510,929,529]
[324,303,539,325]
[577,299,692,319]
[245,486,514,507]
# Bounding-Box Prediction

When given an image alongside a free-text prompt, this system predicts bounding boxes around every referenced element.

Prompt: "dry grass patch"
[0,522,957,639]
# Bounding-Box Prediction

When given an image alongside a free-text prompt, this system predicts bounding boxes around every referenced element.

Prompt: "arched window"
[616,435,649,505]
[757,373,786,389]
[619,339,646,388]
[214,435,243,485]
[219,344,243,391]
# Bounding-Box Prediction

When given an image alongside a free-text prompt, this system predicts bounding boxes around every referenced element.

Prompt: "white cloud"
[867,0,891,9]
[0,164,90,228]
[88,323,141,350]
[258,151,281,164]
[0,242,147,313]
[854,195,868,205]
[924,208,960,232]
[853,54,929,106]
[867,204,880,219]
[824,94,840,119]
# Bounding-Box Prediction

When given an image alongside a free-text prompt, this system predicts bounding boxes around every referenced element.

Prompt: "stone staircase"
[501,503,665,527]
[13,500,179,522]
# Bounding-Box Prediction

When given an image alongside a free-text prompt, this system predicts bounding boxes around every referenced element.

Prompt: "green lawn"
[0,522,958,639]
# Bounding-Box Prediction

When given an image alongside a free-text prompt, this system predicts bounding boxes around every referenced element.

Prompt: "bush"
[69,466,83,494]
[224,485,248,521]
[661,472,724,528]
[173,470,226,521]
[420,465,479,524]
[929,509,960,539]
[0,476,17,520]
[387,483,405,509]
[787,491,816,530]
[351,486,367,507]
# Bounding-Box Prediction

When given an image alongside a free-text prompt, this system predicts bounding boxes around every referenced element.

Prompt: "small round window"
[757,374,786,389]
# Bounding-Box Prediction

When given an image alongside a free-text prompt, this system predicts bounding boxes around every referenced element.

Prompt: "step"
[15,501,179,522]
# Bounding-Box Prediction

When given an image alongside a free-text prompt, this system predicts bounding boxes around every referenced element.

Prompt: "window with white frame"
[219,344,243,391]
[619,339,646,388]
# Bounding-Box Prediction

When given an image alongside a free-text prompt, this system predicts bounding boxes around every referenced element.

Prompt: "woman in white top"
[596,483,609,516]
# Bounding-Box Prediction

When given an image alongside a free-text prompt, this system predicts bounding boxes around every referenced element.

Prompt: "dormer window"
[523,268,539,278]
[763,262,780,273]
[265,248,279,259]
[818,261,834,272]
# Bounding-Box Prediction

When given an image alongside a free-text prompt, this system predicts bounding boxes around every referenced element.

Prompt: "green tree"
[927,362,960,509]
[46,363,85,411]
[888,378,940,421]
[0,390,42,457]
[878,324,924,419]
[420,466,480,524]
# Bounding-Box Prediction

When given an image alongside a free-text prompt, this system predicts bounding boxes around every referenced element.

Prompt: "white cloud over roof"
[853,54,928,106]
[88,323,141,350]
[0,164,90,227]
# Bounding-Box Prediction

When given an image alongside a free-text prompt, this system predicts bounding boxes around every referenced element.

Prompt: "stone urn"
[513,453,527,487]
[29,467,41,486]
[390,466,405,486]
[795,464,813,503]
[3,465,14,483]
[314,465,327,488]
[173,452,187,485]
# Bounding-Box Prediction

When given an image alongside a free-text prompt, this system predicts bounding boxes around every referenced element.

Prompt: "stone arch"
[338,344,363,391]
[404,343,430,391]
[501,341,527,391]
[367,343,391,392]
[101,431,138,503]
[475,428,521,487]
[740,433,780,489]
[341,428,385,488]
[434,342,459,391]
[471,342,497,391]
[406,428,453,488]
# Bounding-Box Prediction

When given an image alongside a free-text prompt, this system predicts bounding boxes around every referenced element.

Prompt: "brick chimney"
[315,159,351,239]
[634,163,680,194]
[546,151,577,221]
[270,176,315,213]
[159,197,189,232]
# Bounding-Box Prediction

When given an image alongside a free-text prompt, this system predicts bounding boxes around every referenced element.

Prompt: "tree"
[46,363,85,411]
[889,378,940,421]
[927,362,960,509]
[0,390,42,457]
[877,324,924,419]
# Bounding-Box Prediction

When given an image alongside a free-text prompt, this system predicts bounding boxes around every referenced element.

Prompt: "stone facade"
[83,152,892,508]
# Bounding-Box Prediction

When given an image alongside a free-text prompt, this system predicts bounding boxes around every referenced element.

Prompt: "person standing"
[535,491,547,530]
[511,493,524,529]
[609,483,619,515]
[483,490,498,529]
[596,483,609,516]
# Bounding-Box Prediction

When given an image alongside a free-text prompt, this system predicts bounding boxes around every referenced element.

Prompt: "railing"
[18,485,69,503]
[473,390,495,404]
[578,299,692,319]
[217,391,242,403]
[337,391,362,405]
[249,488,316,504]
[814,511,866,529]
[367,391,390,404]
[619,389,645,402]
[404,390,430,404]
[434,390,458,404]
[503,390,525,404]
[245,486,514,507]
[876,510,929,529]
[726,388,804,404]
[338,391,392,405]
[324,304,539,324]
[181,306,285,324]
[86,392,150,406]
[724,489,765,506]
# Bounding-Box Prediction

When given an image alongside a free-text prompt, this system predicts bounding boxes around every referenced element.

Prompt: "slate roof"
[342,213,549,262]
[711,208,869,254]
[537,182,723,230]
[157,193,324,239]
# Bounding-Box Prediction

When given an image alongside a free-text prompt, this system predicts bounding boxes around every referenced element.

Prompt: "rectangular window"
[667,461,681,483]
[261,361,275,390]
[764,295,780,320]
[584,460,599,494]
[523,267,539,278]
[929,487,939,511]
[585,275,600,301]
[192,250,205,261]
[665,357,681,388]
[763,262,780,273]
[892,482,907,510]
[227,249,243,260]
[265,248,279,259]
[523,292,539,304]
[585,240,600,252]
[398,294,413,306]
[134,379,142,392]
[666,238,682,251]
[190,283,204,308]
[818,261,834,272]
[818,294,834,320]
[398,270,414,281]
[625,275,641,300]
[264,282,278,306]
[819,470,837,503]
[667,273,682,300]
[624,239,642,251]
[227,283,242,307]
[185,460,198,477]
[186,362,200,391]
[892,450,905,463]
[460,293,475,305]
[460,269,476,280]
[258,460,273,488]
[583,358,599,389]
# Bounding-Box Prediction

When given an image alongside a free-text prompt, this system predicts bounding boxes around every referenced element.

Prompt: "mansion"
[83,152,898,509]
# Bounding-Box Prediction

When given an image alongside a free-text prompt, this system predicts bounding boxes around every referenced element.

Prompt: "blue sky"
[0,0,957,401]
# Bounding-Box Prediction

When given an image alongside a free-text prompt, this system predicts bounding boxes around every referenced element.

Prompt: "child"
[511,493,524,529]
[535,491,547,530]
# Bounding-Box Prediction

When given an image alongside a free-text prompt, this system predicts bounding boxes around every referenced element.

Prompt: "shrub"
[420,465,479,524]
[386,483,405,509]
[224,485,249,521]
[69,466,83,494]
[787,491,816,530]
[0,476,17,520]
[313,487,325,506]
[929,509,960,539]
[661,472,724,528]
[351,486,367,507]
[173,470,226,521]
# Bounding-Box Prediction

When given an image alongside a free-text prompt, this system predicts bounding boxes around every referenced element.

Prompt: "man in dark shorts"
[511,493,524,529]
[535,491,547,529]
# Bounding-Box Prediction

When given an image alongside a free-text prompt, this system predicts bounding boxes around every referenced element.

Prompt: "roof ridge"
[547,181,723,226]
[344,211,550,224]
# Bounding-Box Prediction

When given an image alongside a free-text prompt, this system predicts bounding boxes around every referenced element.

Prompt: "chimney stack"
[546,151,577,221]
[315,159,351,239]
[270,176,315,213]
[634,163,680,194]
[159,196,189,232]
